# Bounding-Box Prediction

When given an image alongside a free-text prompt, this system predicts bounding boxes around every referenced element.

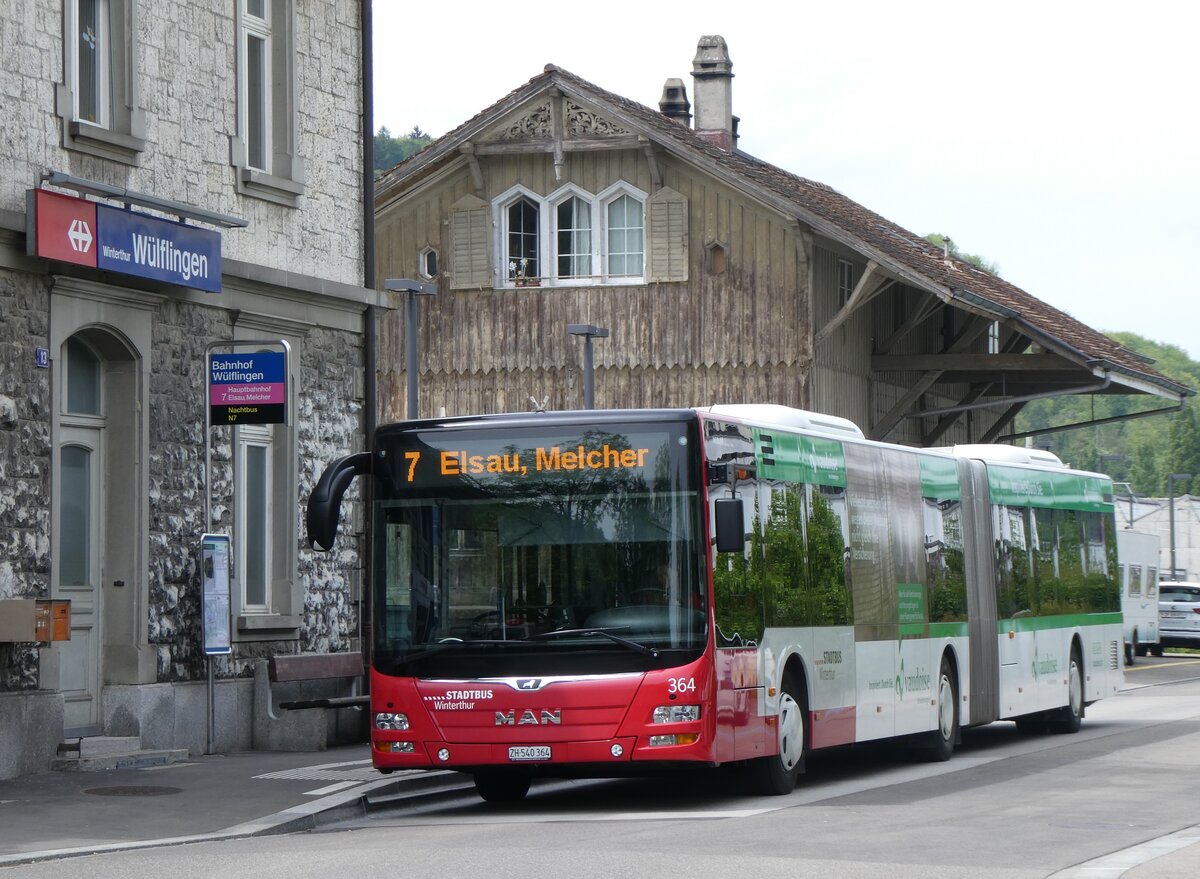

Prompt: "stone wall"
[0,270,51,690]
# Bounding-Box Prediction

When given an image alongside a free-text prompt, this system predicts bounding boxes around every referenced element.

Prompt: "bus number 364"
[668,677,696,694]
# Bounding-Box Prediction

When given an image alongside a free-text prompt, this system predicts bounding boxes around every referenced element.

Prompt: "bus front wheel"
[473,771,532,803]
[746,673,806,796]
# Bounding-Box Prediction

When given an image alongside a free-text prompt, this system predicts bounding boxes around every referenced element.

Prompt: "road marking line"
[303,781,363,796]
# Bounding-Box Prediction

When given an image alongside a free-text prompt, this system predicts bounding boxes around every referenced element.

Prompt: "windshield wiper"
[526,627,660,658]
[399,639,516,663]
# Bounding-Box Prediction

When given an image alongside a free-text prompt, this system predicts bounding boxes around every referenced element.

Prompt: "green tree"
[1016,332,1200,497]
[1166,406,1200,493]
[374,125,433,176]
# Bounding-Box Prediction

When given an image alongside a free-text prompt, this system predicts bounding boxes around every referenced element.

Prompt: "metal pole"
[582,336,594,409]
[567,324,608,410]
[206,658,214,755]
[1169,473,1191,579]
[1170,485,1177,579]
[406,291,418,419]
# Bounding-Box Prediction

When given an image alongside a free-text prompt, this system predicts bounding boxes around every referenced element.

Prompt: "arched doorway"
[55,329,140,735]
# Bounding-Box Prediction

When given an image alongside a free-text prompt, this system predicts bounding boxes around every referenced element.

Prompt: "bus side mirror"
[307,452,371,552]
[714,497,745,554]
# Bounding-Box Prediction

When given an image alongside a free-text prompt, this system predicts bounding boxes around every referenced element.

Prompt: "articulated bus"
[307,405,1123,801]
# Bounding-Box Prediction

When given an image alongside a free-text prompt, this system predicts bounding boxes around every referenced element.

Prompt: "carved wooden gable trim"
[490,97,631,143]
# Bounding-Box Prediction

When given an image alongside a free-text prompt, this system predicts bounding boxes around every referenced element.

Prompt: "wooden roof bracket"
[459,142,484,194]
[639,136,662,191]
[814,261,892,346]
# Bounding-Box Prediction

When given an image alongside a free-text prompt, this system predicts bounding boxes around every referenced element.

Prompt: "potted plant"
[508,258,539,287]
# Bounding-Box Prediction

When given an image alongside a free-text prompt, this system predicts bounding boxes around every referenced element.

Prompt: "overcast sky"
[373,1,1200,360]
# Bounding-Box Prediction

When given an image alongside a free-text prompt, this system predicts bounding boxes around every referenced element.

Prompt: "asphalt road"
[12,654,1200,879]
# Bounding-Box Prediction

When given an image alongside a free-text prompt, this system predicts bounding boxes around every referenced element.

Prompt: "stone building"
[0,2,385,777]
[374,36,1190,443]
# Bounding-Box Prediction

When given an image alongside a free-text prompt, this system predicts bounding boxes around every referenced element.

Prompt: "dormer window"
[492,183,647,288]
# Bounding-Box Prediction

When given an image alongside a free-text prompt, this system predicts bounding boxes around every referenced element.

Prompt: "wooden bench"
[253,651,369,750]
[268,652,369,711]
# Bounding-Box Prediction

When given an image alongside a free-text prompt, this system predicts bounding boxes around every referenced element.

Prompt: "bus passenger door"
[958,458,998,726]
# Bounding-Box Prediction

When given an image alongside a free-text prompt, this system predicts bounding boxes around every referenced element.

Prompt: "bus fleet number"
[667,677,696,694]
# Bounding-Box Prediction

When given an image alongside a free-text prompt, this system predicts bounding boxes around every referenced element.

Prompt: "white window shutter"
[646,187,688,283]
[449,194,490,288]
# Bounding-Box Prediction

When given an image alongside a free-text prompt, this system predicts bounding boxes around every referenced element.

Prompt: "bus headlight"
[653,704,701,723]
[374,741,415,754]
[374,712,410,731]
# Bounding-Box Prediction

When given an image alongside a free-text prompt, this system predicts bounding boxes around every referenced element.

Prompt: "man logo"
[517,678,542,690]
[496,709,561,726]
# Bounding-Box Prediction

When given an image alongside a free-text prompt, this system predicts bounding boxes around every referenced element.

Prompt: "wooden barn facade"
[374,36,1189,446]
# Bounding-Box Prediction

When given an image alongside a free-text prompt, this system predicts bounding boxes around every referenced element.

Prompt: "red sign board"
[31,189,98,267]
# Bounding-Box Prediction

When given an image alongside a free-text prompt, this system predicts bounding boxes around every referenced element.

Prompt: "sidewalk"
[0,745,470,869]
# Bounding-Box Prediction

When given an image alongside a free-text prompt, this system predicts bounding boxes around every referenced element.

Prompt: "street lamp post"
[384,278,437,419]
[567,324,609,409]
[1168,472,1191,579]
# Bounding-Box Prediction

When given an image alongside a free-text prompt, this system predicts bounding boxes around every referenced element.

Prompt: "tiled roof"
[377,64,1190,399]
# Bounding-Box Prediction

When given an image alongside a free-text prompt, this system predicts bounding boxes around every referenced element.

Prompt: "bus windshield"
[372,419,707,677]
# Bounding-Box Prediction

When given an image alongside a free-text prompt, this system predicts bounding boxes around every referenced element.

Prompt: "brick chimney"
[658,78,691,126]
[691,35,734,150]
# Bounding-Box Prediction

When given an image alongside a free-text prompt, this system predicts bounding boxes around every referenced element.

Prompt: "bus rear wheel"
[1050,646,1084,734]
[746,674,806,795]
[473,771,532,803]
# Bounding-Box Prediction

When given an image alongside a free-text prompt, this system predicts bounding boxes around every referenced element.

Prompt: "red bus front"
[365,411,723,798]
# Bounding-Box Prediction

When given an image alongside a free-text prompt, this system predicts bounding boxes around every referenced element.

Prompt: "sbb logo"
[68,219,93,253]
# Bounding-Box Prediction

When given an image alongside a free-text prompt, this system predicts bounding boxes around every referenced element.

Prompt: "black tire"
[1150,643,1164,657]
[919,655,959,761]
[1050,646,1084,734]
[1124,638,1134,666]
[1129,630,1138,666]
[1135,641,1149,657]
[473,771,532,803]
[746,673,806,795]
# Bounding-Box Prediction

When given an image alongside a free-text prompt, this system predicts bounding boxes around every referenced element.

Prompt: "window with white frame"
[493,183,647,287]
[241,0,271,171]
[506,196,540,282]
[556,196,592,278]
[58,0,146,163]
[75,0,108,126]
[233,0,304,206]
[419,246,439,279]
[236,423,273,612]
[606,192,644,278]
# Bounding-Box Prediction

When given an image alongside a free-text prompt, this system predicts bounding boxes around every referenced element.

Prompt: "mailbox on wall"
[0,599,71,642]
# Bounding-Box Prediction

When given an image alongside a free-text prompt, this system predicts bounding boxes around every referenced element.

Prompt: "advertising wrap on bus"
[307,406,1124,802]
